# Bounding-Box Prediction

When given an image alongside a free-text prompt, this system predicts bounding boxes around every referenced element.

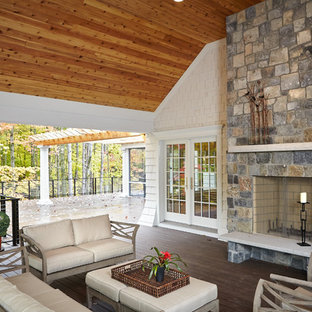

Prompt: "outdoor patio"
[50,225,306,312]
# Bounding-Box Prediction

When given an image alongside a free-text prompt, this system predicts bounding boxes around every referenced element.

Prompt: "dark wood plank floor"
[52,226,307,312]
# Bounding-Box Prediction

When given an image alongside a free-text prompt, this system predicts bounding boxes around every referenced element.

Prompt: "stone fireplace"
[224,0,312,269]
[253,176,312,239]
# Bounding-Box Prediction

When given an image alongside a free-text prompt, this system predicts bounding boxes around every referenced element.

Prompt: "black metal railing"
[0,177,122,200]
[0,194,20,246]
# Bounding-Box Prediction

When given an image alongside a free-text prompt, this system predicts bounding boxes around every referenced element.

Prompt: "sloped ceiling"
[0,0,262,112]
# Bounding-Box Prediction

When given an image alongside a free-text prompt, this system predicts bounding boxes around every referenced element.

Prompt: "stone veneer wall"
[226,0,312,233]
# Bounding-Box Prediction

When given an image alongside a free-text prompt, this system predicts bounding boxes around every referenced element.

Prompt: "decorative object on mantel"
[142,247,187,282]
[244,80,269,145]
[111,259,190,297]
[0,211,10,251]
[298,192,311,247]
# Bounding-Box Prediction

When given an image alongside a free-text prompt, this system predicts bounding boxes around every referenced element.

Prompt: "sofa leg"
[86,286,93,309]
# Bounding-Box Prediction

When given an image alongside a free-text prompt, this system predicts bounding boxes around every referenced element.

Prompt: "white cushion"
[23,220,75,251]
[119,277,218,312]
[0,276,54,312]
[72,215,112,245]
[86,263,131,302]
[78,238,133,262]
[28,246,93,274]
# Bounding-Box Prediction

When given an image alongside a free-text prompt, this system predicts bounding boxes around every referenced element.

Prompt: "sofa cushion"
[23,220,75,251]
[78,238,133,262]
[72,214,112,245]
[33,289,90,312]
[28,246,93,274]
[119,277,218,312]
[7,272,52,297]
[0,275,54,312]
[86,263,131,302]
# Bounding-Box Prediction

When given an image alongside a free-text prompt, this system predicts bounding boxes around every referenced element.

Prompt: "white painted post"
[122,147,130,197]
[38,145,53,205]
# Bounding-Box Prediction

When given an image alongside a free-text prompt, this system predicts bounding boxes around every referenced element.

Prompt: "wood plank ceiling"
[0,0,263,112]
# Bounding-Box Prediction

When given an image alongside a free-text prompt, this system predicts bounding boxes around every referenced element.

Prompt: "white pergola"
[29,129,145,205]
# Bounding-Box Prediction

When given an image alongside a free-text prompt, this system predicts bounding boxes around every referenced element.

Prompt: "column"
[38,145,53,205]
[122,147,130,197]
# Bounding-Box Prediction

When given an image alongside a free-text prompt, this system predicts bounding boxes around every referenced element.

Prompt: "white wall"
[139,39,228,236]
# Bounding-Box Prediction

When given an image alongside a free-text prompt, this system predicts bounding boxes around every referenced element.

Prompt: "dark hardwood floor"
[51,226,307,312]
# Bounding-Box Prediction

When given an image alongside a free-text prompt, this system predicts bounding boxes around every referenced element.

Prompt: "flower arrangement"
[142,247,187,280]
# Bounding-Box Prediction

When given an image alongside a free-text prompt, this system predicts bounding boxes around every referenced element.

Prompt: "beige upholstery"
[7,272,53,297]
[72,214,112,245]
[23,219,75,251]
[78,238,133,262]
[0,275,54,312]
[119,277,218,312]
[28,246,93,274]
[86,264,128,302]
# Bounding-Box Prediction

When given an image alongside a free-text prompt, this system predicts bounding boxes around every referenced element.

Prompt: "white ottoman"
[86,264,219,312]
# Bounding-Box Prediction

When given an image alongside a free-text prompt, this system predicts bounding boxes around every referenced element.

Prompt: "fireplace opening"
[253,176,312,240]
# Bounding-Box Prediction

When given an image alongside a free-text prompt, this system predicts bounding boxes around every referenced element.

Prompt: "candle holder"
[297,201,311,247]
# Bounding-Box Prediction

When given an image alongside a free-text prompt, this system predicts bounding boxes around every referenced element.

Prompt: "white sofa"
[20,215,139,283]
[0,247,90,312]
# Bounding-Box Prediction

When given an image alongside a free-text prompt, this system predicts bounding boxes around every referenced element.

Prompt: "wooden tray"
[111,259,190,297]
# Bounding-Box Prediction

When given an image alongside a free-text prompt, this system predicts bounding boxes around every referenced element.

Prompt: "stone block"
[233,30,243,43]
[246,54,255,65]
[244,27,259,43]
[256,2,266,16]
[259,21,271,36]
[247,68,262,81]
[274,96,287,112]
[233,53,245,67]
[281,73,300,90]
[227,197,234,209]
[253,42,263,53]
[264,31,280,50]
[288,164,304,176]
[297,29,312,44]
[245,43,253,56]
[226,21,237,33]
[237,66,247,78]
[234,77,247,90]
[259,60,269,68]
[246,6,256,19]
[234,103,244,115]
[301,70,312,87]
[287,101,298,110]
[307,85,312,98]
[237,10,246,24]
[280,24,296,47]
[256,152,271,164]
[268,164,288,176]
[285,0,301,9]
[288,87,306,99]
[265,85,281,98]
[287,111,295,123]
[274,112,287,125]
[271,17,283,30]
[293,17,305,32]
[269,47,289,65]
[262,66,275,78]
[272,151,293,164]
[275,63,290,76]
[283,10,294,24]
[290,59,298,72]
[268,8,282,20]
[307,1,312,17]
[293,4,306,19]
[239,176,252,191]
[254,14,267,26]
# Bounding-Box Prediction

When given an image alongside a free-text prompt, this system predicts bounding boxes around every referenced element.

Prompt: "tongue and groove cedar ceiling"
[0,0,262,112]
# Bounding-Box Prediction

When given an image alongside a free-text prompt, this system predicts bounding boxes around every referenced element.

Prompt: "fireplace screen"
[253,176,312,240]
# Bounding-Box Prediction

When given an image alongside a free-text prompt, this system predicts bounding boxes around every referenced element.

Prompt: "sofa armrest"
[20,232,49,282]
[110,221,139,252]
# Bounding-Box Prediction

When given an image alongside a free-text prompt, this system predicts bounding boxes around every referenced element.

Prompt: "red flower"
[160,251,171,260]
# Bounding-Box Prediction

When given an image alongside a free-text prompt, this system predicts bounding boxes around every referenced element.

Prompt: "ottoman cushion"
[86,265,128,302]
[119,277,218,312]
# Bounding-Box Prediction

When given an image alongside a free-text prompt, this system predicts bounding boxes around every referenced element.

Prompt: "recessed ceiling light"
[174,0,184,2]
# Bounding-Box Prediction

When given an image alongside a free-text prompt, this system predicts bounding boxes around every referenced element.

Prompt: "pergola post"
[38,145,53,205]
[122,147,130,197]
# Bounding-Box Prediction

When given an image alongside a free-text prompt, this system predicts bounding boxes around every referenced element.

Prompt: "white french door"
[164,138,218,228]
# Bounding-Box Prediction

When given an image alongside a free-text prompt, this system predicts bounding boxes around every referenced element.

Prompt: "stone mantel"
[228,142,312,153]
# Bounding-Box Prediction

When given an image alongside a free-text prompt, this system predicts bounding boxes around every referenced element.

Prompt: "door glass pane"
[193,141,217,219]
[166,143,186,215]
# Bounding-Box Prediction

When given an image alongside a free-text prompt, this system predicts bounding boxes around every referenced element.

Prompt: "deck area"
[50,225,306,312]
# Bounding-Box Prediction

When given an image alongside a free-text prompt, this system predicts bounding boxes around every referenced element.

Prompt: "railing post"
[1,182,4,194]
[0,195,5,213]
[28,181,31,200]
[52,180,55,198]
[11,199,19,246]
[111,177,114,193]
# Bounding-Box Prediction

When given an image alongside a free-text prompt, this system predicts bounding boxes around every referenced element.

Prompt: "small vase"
[156,266,165,282]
